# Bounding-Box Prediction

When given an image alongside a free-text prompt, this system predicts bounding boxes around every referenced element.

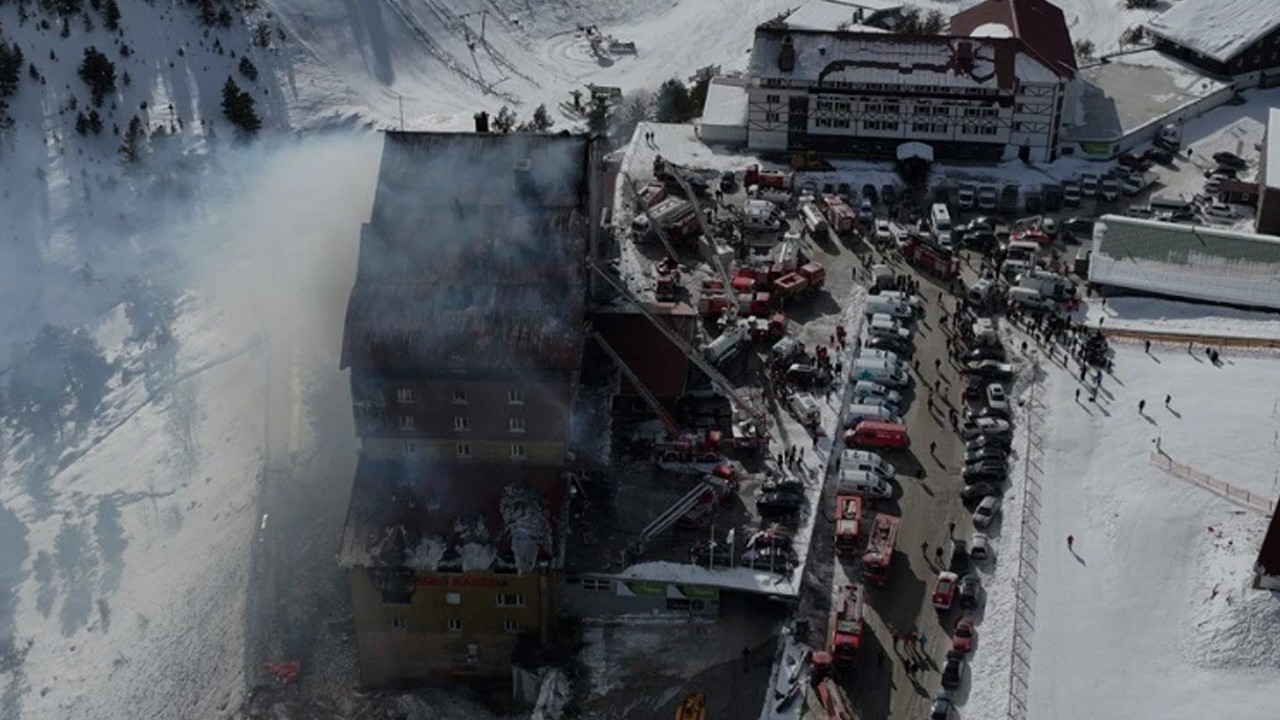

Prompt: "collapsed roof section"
[341,132,598,375]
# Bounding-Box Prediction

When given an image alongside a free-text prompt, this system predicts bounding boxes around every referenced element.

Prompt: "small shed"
[699,78,749,146]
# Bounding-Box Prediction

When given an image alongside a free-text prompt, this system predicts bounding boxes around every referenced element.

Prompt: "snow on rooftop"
[1267,108,1280,191]
[1147,0,1280,64]
[782,0,890,32]
[1091,214,1280,310]
[970,22,1013,39]
[701,81,750,129]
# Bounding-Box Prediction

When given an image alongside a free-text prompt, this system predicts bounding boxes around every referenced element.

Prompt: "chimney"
[474,111,490,133]
[779,35,796,72]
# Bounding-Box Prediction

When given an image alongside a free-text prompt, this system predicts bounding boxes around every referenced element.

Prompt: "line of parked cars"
[843,286,920,453]
[927,317,1016,714]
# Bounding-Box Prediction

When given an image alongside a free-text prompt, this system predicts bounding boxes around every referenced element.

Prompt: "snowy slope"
[1025,342,1280,720]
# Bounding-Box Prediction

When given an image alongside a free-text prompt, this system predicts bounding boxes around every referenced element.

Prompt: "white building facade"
[745,28,1070,162]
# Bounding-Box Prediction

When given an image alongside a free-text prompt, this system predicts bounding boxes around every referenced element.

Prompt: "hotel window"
[496,593,526,607]
[391,617,407,631]
[509,417,526,433]
[398,415,415,431]
[508,389,524,405]
[503,620,520,634]
[511,443,527,459]
[402,441,417,456]
[582,578,611,591]
[766,112,780,122]
[456,442,471,458]
[466,644,479,664]
[446,593,462,606]
[447,619,463,633]
[454,416,470,432]
[452,389,468,404]
[766,94,781,103]
[396,388,413,404]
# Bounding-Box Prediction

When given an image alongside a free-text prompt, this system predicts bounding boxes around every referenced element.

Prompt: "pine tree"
[0,43,24,98]
[78,46,117,107]
[493,105,517,133]
[119,115,146,164]
[217,7,233,29]
[103,0,121,32]
[531,104,553,132]
[198,0,216,27]
[87,109,103,135]
[75,111,90,135]
[238,56,258,82]
[220,77,261,136]
[586,93,611,135]
[656,79,692,123]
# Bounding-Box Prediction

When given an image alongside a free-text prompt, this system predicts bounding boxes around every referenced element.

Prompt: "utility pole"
[398,94,404,130]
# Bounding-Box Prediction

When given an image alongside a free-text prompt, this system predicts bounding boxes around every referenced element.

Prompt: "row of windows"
[391,618,521,634]
[402,441,529,459]
[396,388,525,405]
[441,592,526,607]
[397,416,527,433]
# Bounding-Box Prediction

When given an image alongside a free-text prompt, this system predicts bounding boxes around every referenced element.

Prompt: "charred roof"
[338,456,567,573]
[341,132,597,374]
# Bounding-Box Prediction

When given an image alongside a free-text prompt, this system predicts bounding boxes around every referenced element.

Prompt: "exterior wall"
[350,372,574,465]
[349,567,555,685]
[700,122,748,146]
[1257,186,1280,235]
[1225,26,1280,75]
[744,59,1061,161]
[557,575,722,618]
[1255,567,1280,591]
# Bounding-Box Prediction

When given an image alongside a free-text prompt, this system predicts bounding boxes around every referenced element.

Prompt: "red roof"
[1258,509,1280,577]
[951,0,1077,77]
[592,304,697,399]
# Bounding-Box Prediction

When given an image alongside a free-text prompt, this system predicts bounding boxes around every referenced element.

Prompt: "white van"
[867,314,911,340]
[788,393,820,426]
[873,290,922,309]
[1005,240,1040,263]
[845,403,902,427]
[859,348,902,366]
[837,470,893,499]
[865,296,914,320]
[704,324,748,365]
[931,203,952,232]
[842,450,896,479]
[1008,286,1056,311]
[852,380,902,406]
[851,362,910,388]
[968,278,996,304]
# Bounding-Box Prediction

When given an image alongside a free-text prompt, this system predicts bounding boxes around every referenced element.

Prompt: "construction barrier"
[1006,360,1044,720]
[1148,452,1277,515]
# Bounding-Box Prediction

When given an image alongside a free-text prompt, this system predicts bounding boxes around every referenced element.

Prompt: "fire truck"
[834,494,863,557]
[903,237,960,279]
[744,164,792,192]
[809,654,854,720]
[819,194,857,236]
[828,584,864,667]
[860,513,901,585]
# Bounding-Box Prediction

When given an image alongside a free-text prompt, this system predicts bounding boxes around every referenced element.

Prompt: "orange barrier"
[1149,452,1277,515]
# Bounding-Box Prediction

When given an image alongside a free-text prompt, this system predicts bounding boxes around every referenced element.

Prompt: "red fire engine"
[860,513,901,586]
[834,494,863,557]
[903,237,960,279]
[828,584,864,667]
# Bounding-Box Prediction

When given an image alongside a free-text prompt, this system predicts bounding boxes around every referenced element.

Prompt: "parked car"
[957,183,977,210]
[1206,165,1238,180]
[1063,217,1095,237]
[1126,204,1155,219]
[1043,183,1064,212]
[1062,181,1082,206]
[930,694,954,720]
[932,571,959,610]
[874,217,894,245]
[958,574,981,609]
[972,496,1001,528]
[1144,146,1174,165]
[966,346,1006,363]
[1204,202,1238,219]
[952,617,976,654]
[862,183,879,204]
[948,539,969,575]
[941,655,963,690]
[969,533,992,561]
[719,171,737,193]
[960,418,1011,439]
[756,492,803,517]
[985,384,1009,413]
[1213,151,1247,171]
[966,434,1012,452]
[965,445,1008,466]
[1100,177,1120,202]
[977,185,998,210]
[881,184,898,206]
[1080,174,1100,198]
[962,462,1007,483]
[1117,152,1151,170]
[961,482,1002,503]
[865,334,913,355]
[837,182,852,200]
[964,360,1014,380]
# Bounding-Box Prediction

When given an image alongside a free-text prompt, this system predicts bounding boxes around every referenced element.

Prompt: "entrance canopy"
[896,141,934,162]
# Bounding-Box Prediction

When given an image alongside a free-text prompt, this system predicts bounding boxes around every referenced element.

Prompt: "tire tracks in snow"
[380,0,524,104]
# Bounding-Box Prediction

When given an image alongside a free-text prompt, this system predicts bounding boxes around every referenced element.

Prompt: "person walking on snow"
[1139,399,1146,414]
[1067,534,1075,549]
[1165,394,1171,406]
[929,441,938,455]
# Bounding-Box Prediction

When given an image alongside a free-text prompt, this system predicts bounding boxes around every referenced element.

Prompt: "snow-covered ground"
[1082,297,1280,340]
[1021,336,1280,718]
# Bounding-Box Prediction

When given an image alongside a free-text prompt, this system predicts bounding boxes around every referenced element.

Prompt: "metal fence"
[1149,452,1278,515]
[1006,367,1045,720]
